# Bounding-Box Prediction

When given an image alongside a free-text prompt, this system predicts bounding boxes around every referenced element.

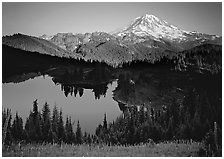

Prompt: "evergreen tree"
[69,117,75,143]
[25,100,42,142]
[25,115,31,142]
[2,108,7,126]
[87,134,92,144]
[76,120,82,144]
[42,102,51,142]
[139,106,145,124]
[65,116,69,142]
[74,87,78,97]
[34,100,42,142]
[65,116,74,143]
[25,111,36,142]
[83,131,88,143]
[95,124,103,137]
[2,108,12,145]
[103,113,107,131]
[33,100,42,139]
[126,112,135,144]
[79,88,84,97]
[52,105,59,142]
[58,108,65,143]
[11,112,24,142]
[102,113,109,143]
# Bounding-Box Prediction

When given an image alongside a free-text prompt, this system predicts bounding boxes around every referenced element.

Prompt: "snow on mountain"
[37,13,220,54]
[114,14,189,41]
[39,34,54,41]
[112,13,222,51]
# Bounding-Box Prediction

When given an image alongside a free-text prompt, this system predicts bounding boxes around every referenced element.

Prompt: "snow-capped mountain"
[114,14,188,40]
[38,14,221,50]
[113,14,220,46]
[3,13,221,68]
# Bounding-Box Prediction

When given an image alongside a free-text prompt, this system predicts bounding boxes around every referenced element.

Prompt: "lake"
[3,75,121,134]
[2,52,222,135]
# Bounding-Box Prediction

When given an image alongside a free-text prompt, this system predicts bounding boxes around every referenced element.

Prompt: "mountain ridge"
[2,14,222,68]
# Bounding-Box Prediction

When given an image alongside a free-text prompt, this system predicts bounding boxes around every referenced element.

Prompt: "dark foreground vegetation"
[3,96,222,156]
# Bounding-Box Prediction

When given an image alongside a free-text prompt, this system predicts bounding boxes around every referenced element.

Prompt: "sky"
[2,2,222,37]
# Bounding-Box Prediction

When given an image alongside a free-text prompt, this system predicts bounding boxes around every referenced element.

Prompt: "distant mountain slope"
[2,33,82,59]
[38,14,221,65]
[3,14,222,68]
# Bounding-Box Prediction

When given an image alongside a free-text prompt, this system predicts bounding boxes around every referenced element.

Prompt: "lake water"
[2,57,222,134]
[2,73,122,134]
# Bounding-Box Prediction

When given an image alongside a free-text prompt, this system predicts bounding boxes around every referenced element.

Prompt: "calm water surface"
[2,75,121,134]
[2,61,221,134]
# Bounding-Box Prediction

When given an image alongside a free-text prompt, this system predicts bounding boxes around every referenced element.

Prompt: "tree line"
[3,88,222,152]
[3,100,88,145]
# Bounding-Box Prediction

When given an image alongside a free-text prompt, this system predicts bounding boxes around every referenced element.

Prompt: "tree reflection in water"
[49,64,115,100]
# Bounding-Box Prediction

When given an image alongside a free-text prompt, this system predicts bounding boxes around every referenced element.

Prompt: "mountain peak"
[143,14,160,21]
[115,13,186,40]
[143,14,171,25]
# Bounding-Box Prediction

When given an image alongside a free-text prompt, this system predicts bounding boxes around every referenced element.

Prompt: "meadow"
[3,140,203,157]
